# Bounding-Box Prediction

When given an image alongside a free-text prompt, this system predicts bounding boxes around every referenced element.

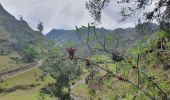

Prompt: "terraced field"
[0,67,56,100]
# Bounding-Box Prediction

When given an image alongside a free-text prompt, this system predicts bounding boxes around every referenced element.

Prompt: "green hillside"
[0,3,50,73]
[0,1,170,100]
[0,3,57,100]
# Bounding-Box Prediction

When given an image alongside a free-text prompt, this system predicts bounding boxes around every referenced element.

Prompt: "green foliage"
[54,74,70,99]
[42,44,82,99]
[94,55,102,62]
[146,38,158,48]
[61,87,70,95]
[104,79,113,88]
[63,40,77,48]
[23,45,39,62]
[88,89,96,96]
[41,74,71,99]
[128,41,146,57]
[124,94,133,100]
[166,42,170,49]
[157,30,167,38]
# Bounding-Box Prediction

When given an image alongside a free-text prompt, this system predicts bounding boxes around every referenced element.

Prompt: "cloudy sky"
[0,0,150,34]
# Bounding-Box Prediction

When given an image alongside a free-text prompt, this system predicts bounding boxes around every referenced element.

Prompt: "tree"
[86,0,110,23]
[37,22,44,33]
[54,74,70,99]
[74,24,169,100]
[23,45,38,62]
[19,15,29,26]
[19,16,24,21]
[86,0,170,26]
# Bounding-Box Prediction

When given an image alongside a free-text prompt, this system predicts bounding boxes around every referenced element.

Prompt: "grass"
[0,27,28,73]
[70,51,170,99]
[71,54,117,99]
[71,83,90,98]
[0,67,56,100]
[0,52,24,73]
[0,12,55,99]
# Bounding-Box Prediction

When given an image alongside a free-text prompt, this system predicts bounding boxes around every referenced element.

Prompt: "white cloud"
[0,0,154,34]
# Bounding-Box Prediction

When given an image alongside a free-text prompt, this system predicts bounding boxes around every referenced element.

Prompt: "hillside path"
[70,80,85,100]
[71,80,85,89]
[0,59,44,80]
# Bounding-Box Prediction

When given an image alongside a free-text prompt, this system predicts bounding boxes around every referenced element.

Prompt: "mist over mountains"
[0,2,160,50]
[46,23,159,47]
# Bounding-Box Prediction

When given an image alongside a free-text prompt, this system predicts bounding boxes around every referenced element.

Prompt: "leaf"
[157,30,167,38]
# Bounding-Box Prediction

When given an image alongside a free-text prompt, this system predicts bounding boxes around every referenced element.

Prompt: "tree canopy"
[86,0,170,24]
[37,22,44,33]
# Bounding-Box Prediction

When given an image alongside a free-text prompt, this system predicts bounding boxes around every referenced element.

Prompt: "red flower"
[66,48,77,60]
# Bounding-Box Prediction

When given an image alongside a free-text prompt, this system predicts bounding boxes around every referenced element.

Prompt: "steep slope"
[0,3,49,50]
[0,3,48,73]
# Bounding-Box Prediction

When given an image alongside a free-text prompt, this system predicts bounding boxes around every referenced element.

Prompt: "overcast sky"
[0,0,151,34]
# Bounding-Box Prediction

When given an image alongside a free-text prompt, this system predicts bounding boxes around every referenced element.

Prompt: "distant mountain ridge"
[46,23,159,47]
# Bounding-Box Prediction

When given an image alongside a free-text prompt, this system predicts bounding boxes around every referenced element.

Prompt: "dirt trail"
[71,80,85,89]
[0,59,44,80]
[70,80,85,100]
